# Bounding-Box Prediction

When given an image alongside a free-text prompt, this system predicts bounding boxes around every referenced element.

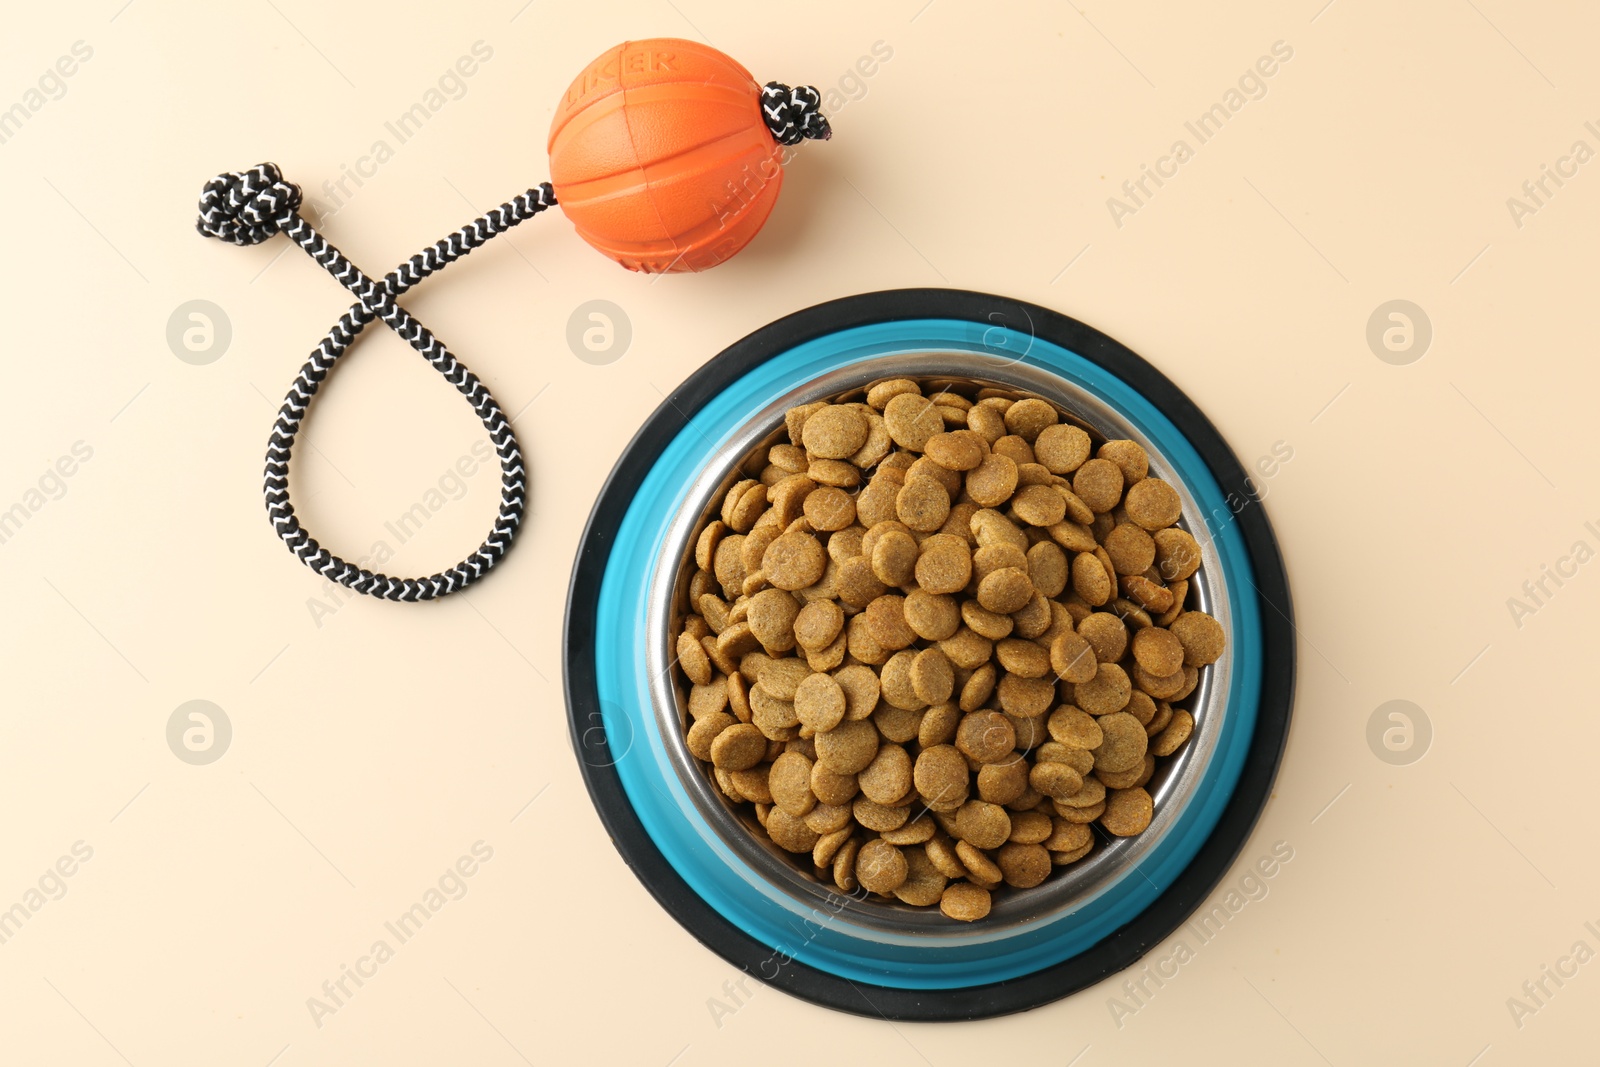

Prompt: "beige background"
[1,0,1595,1062]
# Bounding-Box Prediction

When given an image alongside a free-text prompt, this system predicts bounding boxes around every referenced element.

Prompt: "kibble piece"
[746,588,801,653]
[855,839,909,893]
[793,599,844,651]
[955,710,1016,764]
[1048,706,1103,750]
[918,701,961,748]
[802,405,869,459]
[854,796,910,832]
[846,613,889,666]
[914,745,971,811]
[903,590,961,641]
[1077,612,1128,662]
[769,751,817,817]
[768,473,816,527]
[1119,575,1174,615]
[938,626,994,671]
[941,881,992,922]
[851,409,894,468]
[956,800,1013,850]
[995,638,1050,679]
[879,650,925,710]
[833,664,881,721]
[855,741,913,804]
[962,597,1015,641]
[803,486,856,531]
[1054,774,1106,810]
[1096,756,1152,790]
[1072,458,1124,513]
[1027,541,1069,599]
[882,815,936,846]
[763,531,827,591]
[1132,626,1185,676]
[1153,527,1202,582]
[832,837,861,891]
[1103,523,1156,576]
[836,556,889,609]
[977,757,1029,805]
[1150,708,1195,756]
[811,762,859,806]
[1050,630,1098,683]
[996,842,1052,888]
[1076,662,1132,715]
[867,379,920,409]
[978,567,1034,614]
[1169,611,1226,666]
[870,529,920,587]
[971,509,1030,552]
[854,478,900,529]
[1140,694,1169,734]
[864,595,917,651]
[1098,440,1149,486]
[727,764,771,803]
[959,663,997,711]
[687,711,736,761]
[688,678,730,720]
[1044,818,1092,854]
[794,672,847,732]
[966,453,1020,508]
[677,631,713,685]
[893,846,949,906]
[1034,423,1091,473]
[1009,810,1054,844]
[996,673,1054,717]
[874,703,922,745]
[1124,477,1182,530]
[955,841,1003,885]
[1012,483,1068,527]
[1071,551,1113,606]
[757,658,811,700]
[814,718,880,774]
[883,392,945,451]
[924,430,986,471]
[827,524,866,564]
[710,723,768,770]
[897,477,952,532]
[914,534,972,595]
[909,647,956,706]
[1030,760,1084,800]
[1091,712,1148,773]
[1002,398,1057,442]
[766,809,821,853]
[1101,786,1154,836]
[806,802,853,835]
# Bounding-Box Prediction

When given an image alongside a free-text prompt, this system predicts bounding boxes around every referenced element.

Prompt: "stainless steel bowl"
[643,351,1233,937]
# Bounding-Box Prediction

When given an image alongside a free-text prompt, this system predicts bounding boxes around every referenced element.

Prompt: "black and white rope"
[196,162,556,601]
[760,83,832,145]
[199,82,826,602]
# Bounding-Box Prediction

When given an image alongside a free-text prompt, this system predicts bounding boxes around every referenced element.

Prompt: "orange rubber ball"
[549,38,786,274]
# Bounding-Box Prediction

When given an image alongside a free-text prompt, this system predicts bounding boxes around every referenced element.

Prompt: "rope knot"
[761,83,831,146]
[196,163,302,245]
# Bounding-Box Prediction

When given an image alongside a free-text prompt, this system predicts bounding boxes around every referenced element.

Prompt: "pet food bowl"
[565,289,1294,1020]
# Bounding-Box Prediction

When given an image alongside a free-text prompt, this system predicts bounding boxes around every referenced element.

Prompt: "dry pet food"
[674,380,1225,921]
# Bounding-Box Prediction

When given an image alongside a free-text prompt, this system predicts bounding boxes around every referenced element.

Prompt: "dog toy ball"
[194,40,829,602]
[551,39,830,272]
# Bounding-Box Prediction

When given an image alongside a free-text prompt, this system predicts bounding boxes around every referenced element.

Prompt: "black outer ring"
[563,289,1295,1021]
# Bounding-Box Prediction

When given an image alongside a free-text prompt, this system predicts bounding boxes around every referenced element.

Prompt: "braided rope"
[760,83,832,145]
[197,163,556,601]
